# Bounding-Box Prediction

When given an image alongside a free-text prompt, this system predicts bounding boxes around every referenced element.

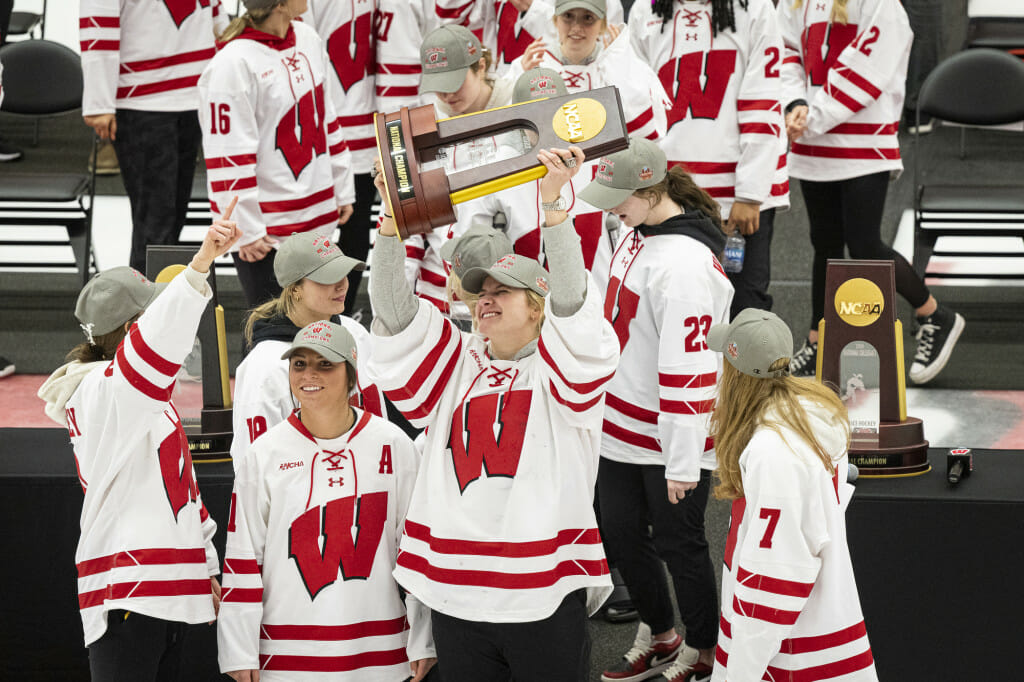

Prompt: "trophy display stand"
[147,246,233,463]
[818,260,929,477]
[375,86,629,239]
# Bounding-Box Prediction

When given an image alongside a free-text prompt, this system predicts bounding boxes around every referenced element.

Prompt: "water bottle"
[723,229,745,273]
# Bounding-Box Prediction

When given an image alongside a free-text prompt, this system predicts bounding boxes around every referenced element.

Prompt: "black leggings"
[800,172,930,332]
[597,460,718,650]
[88,610,185,682]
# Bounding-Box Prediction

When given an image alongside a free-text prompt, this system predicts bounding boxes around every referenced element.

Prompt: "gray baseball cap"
[274,232,366,288]
[707,308,793,379]
[555,0,607,19]
[512,68,569,104]
[420,25,484,94]
[281,320,359,372]
[240,0,278,11]
[439,222,514,279]
[75,266,166,337]
[461,253,550,298]
[578,136,667,211]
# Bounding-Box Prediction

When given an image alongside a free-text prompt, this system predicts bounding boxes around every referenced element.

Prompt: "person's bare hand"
[728,201,761,236]
[371,158,398,237]
[338,204,354,225]
[409,657,437,682]
[238,236,276,263]
[538,145,585,201]
[603,23,622,49]
[667,479,698,504]
[192,197,241,272]
[785,105,808,143]
[83,114,117,141]
[520,38,546,71]
[227,670,260,681]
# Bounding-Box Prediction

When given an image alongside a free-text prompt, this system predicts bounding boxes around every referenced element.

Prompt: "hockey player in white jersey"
[218,321,435,681]
[580,138,732,682]
[367,145,618,680]
[231,231,389,473]
[629,0,788,320]
[780,0,963,383]
[376,0,440,113]
[304,0,380,313]
[199,0,355,308]
[706,309,877,681]
[80,0,227,273]
[38,213,241,679]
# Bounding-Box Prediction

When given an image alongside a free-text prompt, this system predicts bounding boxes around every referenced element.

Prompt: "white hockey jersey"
[367,283,619,622]
[779,0,912,182]
[508,23,671,143]
[80,0,227,115]
[629,0,789,214]
[376,0,439,112]
[600,227,732,481]
[198,22,356,249]
[230,316,386,470]
[38,268,219,646]
[714,402,876,681]
[218,410,433,680]
[305,0,379,173]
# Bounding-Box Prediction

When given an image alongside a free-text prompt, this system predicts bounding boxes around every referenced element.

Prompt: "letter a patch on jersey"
[448,390,531,494]
[288,492,388,599]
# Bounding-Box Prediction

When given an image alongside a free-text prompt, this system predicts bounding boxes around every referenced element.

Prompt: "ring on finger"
[565,157,577,168]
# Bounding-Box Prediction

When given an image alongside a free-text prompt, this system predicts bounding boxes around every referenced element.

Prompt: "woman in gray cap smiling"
[706,309,876,681]
[367,144,619,680]
[218,321,436,681]
[38,213,240,680]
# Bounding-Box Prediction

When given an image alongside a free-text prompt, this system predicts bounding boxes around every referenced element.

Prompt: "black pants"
[113,109,201,273]
[597,460,718,650]
[339,172,376,315]
[231,250,282,310]
[801,172,930,332]
[727,207,776,319]
[430,589,590,681]
[88,610,185,682]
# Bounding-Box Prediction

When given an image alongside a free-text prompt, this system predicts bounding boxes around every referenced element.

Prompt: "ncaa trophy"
[818,259,929,477]
[374,85,629,239]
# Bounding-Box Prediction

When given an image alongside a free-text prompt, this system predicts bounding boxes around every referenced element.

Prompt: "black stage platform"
[3,428,1021,679]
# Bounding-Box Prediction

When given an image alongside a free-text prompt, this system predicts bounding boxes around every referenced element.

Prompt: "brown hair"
[219,4,281,43]
[243,281,302,348]
[64,316,138,363]
[471,50,496,89]
[711,358,849,500]
[635,166,723,231]
[791,0,848,24]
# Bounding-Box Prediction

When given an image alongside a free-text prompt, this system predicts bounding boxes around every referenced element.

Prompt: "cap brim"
[556,0,606,17]
[304,256,366,285]
[420,68,469,94]
[280,342,348,364]
[461,267,528,295]
[706,322,731,353]
[578,181,634,212]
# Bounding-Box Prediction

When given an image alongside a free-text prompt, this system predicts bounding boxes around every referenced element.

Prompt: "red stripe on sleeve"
[658,371,717,388]
[210,176,258,192]
[266,210,340,237]
[739,122,780,136]
[329,141,349,156]
[605,392,658,424]
[79,16,120,28]
[117,75,200,99]
[345,136,378,151]
[224,558,260,575]
[77,548,207,577]
[659,398,714,415]
[825,83,865,114]
[377,63,422,75]
[81,40,119,51]
[435,0,473,18]
[397,550,609,588]
[626,107,655,134]
[837,65,882,98]
[205,154,258,169]
[401,335,463,421]
[261,617,408,641]
[259,187,335,213]
[115,345,175,402]
[826,122,899,135]
[222,587,264,603]
[765,649,875,682]
[781,621,868,655]
[732,595,801,625]
[79,579,211,609]
[736,566,815,598]
[537,337,615,395]
[404,521,603,558]
[669,160,737,175]
[602,419,661,452]
[790,143,899,160]
[375,85,420,97]
[736,99,778,112]
[120,48,215,74]
[550,380,604,412]
[260,648,409,673]
[337,113,375,127]
[128,325,180,377]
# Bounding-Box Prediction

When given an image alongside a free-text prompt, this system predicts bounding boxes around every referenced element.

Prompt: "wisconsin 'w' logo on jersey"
[494,1,536,66]
[449,389,532,493]
[159,408,199,521]
[275,82,328,180]
[659,50,738,129]
[162,0,210,28]
[327,12,375,93]
[288,492,389,599]
[804,22,858,86]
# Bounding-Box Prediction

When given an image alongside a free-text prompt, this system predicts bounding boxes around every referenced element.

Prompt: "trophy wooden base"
[186,408,234,463]
[850,416,930,477]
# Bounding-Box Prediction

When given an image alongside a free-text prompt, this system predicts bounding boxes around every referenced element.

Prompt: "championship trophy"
[374,86,629,239]
[147,246,233,463]
[818,259,929,476]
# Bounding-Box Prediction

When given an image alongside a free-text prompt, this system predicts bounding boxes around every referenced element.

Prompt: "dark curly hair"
[651,0,749,36]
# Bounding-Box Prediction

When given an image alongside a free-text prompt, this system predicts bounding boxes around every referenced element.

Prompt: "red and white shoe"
[656,645,713,682]
[601,622,683,682]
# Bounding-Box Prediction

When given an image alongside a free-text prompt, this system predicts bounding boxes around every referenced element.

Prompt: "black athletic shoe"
[790,339,818,378]
[909,305,965,384]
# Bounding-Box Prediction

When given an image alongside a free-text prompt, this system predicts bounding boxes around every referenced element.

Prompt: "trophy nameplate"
[819,259,929,477]
[148,246,233,463]
[375,86,629,239]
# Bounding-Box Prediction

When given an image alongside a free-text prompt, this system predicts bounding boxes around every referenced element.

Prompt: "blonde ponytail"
[219,6,279,43]
[243,282,301,348]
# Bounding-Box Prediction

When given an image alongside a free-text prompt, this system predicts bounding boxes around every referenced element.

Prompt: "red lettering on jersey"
[65,407,82,438]
[723,497,746,570]
[373,11,394,42]
[573,212,604,270]
[604,274,640,352]
[378,445,393,474]
[683,315,712,353]
[158,408,199,522]
[275,83,328,180]
[449,390,531,494]
[804,22,858,87]
[659,50,737,129]
[246,416,268,444]
[162,0,209,28]
[288,492,388,599]
[494,1,536,65]
[326,13,376,94]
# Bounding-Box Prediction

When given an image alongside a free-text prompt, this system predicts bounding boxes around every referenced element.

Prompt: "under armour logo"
[685,33,698,41]
[327,477,345,487]
[816,2,825,9]
[487,367,514,387]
